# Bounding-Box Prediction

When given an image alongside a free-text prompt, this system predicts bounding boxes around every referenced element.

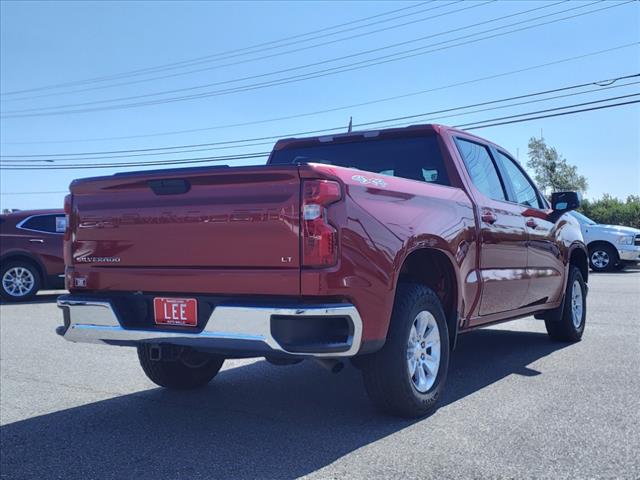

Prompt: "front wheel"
[360,283,450,418]
[545,266,587,342]
[137,345,224,389]
[589,244,616,272]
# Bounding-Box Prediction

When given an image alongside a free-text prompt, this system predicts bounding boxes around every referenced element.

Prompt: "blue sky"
[1,0,638,211]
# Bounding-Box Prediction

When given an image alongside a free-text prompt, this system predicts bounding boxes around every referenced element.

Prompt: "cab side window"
[20,215,66,234]
[454,138,506,201]
[495,151,542,209]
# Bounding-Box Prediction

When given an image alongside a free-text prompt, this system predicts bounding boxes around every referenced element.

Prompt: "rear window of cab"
[270,135,451,186]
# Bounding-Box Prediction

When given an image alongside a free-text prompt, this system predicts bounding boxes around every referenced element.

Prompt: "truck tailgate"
[68,165,301,295]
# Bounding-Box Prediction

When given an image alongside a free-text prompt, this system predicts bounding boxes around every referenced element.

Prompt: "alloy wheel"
[571,279,584,329]
[591,250,610,269]
[2,267,35,297]
[406,310,441,393]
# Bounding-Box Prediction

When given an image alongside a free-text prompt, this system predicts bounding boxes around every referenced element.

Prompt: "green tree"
[527,136,588,195]
[580,194,640,229]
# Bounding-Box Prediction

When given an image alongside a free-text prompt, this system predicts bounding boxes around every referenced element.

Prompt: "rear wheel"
[360,283,450,418]
[137,345,224,389]
[545,266,586,342]
[589,244,616,272]
[1,261,41,302]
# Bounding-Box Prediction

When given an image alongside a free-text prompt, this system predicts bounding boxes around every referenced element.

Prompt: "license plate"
[153,297,198,326]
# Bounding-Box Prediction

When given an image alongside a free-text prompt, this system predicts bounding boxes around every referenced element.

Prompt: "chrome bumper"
[57,296,363,358]
[618,245,640,262]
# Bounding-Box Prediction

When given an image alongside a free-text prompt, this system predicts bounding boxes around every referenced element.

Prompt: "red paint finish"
[64,124,587,352]
[298,163,477,343]
[70,168,300,269]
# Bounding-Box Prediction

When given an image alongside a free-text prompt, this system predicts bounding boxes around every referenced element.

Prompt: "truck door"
[15,213,66,277]
[492,149,564,306]
[453,138,530,319]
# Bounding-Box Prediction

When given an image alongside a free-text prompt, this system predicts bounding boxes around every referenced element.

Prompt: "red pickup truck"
[57,124,588,417]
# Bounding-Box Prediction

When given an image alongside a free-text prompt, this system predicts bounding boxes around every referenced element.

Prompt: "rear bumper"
[56,295,363,358]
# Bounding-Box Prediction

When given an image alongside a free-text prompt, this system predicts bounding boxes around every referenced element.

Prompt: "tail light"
[301,180,341,267]
[63,194,72,240]
[63,194,73,275]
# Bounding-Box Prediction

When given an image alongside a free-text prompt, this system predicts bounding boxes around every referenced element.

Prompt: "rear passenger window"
[495,151,542,208]
[455,138,506,201]
[19,215,65,234]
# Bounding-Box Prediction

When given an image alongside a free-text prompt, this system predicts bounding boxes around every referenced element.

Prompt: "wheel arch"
[395,247,460,351]
[569,244,589,283]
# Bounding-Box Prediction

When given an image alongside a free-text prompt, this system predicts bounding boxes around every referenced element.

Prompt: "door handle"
[481,211,497,224]
[526,218,539,229]
[29,239,44,243]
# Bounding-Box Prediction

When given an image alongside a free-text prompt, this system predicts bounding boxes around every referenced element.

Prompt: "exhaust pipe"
[315,359,344,374]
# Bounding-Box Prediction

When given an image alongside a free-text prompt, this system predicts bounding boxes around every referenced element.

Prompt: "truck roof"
[0,208,63,220]
[271,123,493,152]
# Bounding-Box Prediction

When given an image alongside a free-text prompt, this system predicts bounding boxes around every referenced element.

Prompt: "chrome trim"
[57,298,363,358]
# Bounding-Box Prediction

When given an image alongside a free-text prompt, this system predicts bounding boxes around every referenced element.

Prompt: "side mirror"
[551,191,581,212]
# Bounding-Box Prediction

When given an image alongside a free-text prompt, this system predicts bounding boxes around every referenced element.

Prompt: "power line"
[3,0,625,118]
[460,99,640,130]
[380,93,640,130]
[2,94,638,170]
[451,93,640,127]
[0,0,557,113]
[0,1,435,97]
[2,100,637,197]
[0,152,271,170]
[0,140,280,162]
[3,2,486,103]
[0,127,342,158]
[4,73,637,160]
[355,76,640,128]
[358,82,640,130]
[3,77,638,163]
[0,191,68,195]
[3,42,636,146]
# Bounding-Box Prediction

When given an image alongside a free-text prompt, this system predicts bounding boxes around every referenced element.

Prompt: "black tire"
[137,345,224,389]
[544,266,586,342]
[0,261,41,302]
[360,283,450,418]
[588,244,617,272]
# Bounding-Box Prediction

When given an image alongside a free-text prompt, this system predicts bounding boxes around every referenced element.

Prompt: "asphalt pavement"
[1,271,639,479]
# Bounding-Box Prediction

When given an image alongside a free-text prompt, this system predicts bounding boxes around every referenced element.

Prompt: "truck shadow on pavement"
[1,328,569,479]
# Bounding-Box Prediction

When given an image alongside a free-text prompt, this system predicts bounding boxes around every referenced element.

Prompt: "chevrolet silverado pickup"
[56,124,588,418]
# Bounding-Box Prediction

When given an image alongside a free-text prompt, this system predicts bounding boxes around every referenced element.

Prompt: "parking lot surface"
[1,271,639,479]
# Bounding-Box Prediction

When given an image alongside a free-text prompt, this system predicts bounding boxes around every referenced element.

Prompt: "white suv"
[570,211,640,272]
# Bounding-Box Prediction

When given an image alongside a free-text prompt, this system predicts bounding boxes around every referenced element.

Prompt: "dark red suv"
[0,209,65,301]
